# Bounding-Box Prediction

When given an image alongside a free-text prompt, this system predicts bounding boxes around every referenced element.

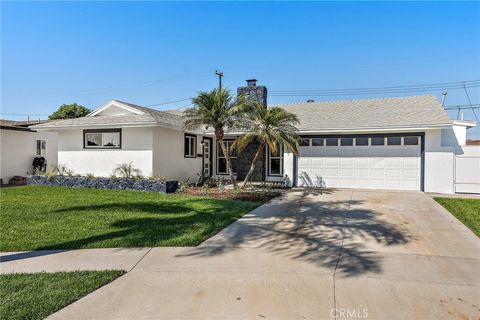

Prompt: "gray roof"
[31,100,184,130]
[31,95,452,132]
[273,95,452,131]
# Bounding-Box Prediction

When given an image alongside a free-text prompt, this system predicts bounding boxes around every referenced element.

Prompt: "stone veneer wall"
[27,175,179,193]
[236,140,265,182]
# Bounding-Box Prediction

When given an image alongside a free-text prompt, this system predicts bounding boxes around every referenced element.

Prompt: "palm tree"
[183,88,245,186]
[235,103,300,188]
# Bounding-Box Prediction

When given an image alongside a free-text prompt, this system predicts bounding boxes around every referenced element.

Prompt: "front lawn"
[0,271,124,320]
[0,186,260,251]
[435,197,480,237]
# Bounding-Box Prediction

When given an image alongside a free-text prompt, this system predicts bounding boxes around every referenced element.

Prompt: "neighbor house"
[30,80,479,194]
[0,120,58,183]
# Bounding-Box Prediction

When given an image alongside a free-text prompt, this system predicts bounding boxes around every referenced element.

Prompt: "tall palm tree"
[183,88,245,186]
[235,103,300,188]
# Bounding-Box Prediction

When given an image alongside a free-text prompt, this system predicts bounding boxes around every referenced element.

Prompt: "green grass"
[0,186,259,251]
[435,197,480,237]
[0,270,124,320]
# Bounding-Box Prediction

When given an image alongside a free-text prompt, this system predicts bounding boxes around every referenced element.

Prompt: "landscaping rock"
[26,175,176,193]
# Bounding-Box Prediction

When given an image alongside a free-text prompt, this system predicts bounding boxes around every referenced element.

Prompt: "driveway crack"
[332,190,353,319]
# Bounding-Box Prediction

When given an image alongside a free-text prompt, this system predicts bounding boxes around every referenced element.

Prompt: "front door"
[203,139,212,177]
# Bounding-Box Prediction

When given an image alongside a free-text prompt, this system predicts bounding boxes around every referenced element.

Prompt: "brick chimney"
[237,79,268,107]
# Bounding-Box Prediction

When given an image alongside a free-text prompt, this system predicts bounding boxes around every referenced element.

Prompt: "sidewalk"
[0,248,151,273]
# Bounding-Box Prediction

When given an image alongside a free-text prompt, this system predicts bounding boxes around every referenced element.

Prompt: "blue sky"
[2,2,479,137]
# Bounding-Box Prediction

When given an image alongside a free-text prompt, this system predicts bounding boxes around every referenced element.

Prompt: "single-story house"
[0,120,58,183]
[30,80,478,194]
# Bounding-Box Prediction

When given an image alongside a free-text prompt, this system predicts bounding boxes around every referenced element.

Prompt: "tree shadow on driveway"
[176,190,412,277]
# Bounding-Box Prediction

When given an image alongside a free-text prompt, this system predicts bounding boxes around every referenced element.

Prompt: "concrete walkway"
[2,189,479,319]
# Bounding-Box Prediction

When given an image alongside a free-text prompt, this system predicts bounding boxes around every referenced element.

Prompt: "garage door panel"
[325,158,339,166]
[355,168,369,178]
[340,168,354,176]
[370,158,386,168]
[370,169,386,178]
[387,169,401,178]
[340,158,354,166]
[297,137,421,191]
[325,168,340,176]
[355,158,369,167]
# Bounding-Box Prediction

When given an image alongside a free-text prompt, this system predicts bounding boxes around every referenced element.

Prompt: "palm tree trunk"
[218,138,236,186]
[242,141,265,189]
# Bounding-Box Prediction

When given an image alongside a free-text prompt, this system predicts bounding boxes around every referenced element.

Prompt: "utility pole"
[215,70,223,90]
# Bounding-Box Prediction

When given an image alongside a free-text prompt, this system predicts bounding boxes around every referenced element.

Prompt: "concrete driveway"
[49,189,480,319]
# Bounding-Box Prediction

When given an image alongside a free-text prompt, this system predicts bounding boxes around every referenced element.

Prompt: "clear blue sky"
[2,1,479,137]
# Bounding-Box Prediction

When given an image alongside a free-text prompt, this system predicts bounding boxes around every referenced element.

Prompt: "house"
[30,80,479,194]
[0,120,58,183]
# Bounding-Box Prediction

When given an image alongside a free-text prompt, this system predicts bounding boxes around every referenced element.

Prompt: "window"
[301,138,310,146]
[184,134,196,158]
[404,136,419,145]
[371,137,385,146]
[326,138,338,146]
[340,138,353,146]
[84,129,121,149]
[217,140,237,174]
[35,139,47,156]
[355,138,369,146]
[387,137,401,145]
[311,138,324,146]
[268,145,283,176]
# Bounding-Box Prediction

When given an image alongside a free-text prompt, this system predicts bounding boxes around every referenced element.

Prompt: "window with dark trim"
[312,138,324,146]
[217,140,237,174]
[355,138,369,146]
[326,138,338,146]
[268,145,283,176]
[300,138,310,146]
[387,137,401,145]
[404,136,419,145]
[35,139,47,156]
[371,137,385,146]
[84,129,121,149]
[340,138,353,146]
[184,134,196,158]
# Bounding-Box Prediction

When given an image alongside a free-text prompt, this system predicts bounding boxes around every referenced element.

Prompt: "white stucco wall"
[0,129,58,182]
[424,129,456,194]
[152,127,203,182]
[56,127,154,177]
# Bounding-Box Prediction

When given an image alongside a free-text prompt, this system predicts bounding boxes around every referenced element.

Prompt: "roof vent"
[246,79,257,87]
[306,99,315,103]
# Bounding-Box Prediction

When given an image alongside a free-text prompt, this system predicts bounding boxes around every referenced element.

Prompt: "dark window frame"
[83,129,122,149]
[184,133,197,158]
[216,139,237,175]
[267,144,284,176]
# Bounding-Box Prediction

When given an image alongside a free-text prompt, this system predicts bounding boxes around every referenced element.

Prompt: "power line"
[444,104,480,110]
[270,80,480,96]
[146,98,193,107]
[462,81,479,123]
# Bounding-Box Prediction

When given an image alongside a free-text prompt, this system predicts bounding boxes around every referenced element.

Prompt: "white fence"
[454,146,480,194]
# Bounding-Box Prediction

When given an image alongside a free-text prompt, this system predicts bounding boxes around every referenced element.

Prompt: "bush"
[113,162,142,179]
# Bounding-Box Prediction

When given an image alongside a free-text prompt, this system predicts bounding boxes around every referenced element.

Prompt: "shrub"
[85,173,96,179]
[149,175,168,182]
[55,163,74,176]
[113,162,142,179]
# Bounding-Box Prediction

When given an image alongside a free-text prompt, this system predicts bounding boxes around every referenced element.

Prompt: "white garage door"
[297,136,421,191]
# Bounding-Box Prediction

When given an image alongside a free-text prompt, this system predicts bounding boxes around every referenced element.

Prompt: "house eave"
[30,121,158,130]
[202,123,454,137]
